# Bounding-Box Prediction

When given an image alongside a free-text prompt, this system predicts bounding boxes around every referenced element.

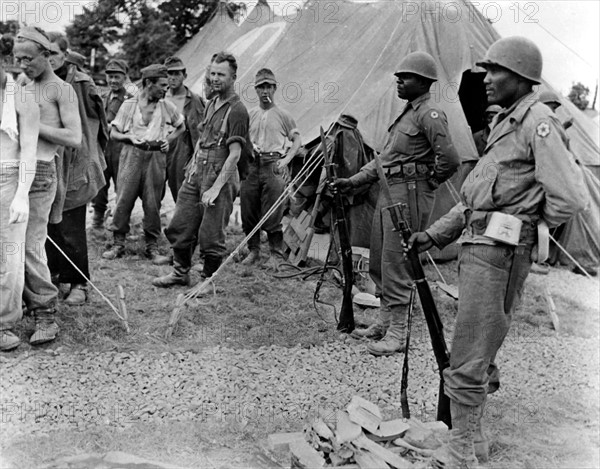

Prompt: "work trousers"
[46,204,89,285]
[0,164,27,329]
[110,144,166,245]
[166,133,193,202]
[240,155,286,250]
[91,139,123,214]
[444,243,532,406]
[23,160,59,312]
[369,178,434,308]
[165,147,238,262]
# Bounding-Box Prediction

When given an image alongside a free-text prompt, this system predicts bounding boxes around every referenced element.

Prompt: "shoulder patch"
[536,122,551,138]
[430,110,439,119]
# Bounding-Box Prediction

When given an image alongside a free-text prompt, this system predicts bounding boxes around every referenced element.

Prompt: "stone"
[290,440,326,469]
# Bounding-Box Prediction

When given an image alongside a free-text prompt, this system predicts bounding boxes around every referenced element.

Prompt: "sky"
[1,0,598,99]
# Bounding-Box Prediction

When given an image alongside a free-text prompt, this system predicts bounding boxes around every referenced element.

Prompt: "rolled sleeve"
[226,102,249,148]
[111,100,134,133]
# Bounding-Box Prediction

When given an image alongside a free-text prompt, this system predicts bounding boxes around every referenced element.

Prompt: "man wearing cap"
[45,31,108,307]
[12,26,82,344]
[163,56,205,202]
[472,104,501,157]
[240,68,301,268]
[103,64,184,262]
[336,51,459,356]
[152,52,249,287]
[91,59,132,229]
[409,37,588,467]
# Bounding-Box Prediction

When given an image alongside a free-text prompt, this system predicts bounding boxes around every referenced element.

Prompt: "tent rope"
[46,235,130,332]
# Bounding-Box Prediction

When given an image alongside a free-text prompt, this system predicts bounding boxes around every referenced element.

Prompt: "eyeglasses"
[14,56,36,66]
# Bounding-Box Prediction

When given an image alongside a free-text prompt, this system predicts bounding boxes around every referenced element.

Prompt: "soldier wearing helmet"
[335,51,460,356]
[409,37,589,468]
[472,104,501,157]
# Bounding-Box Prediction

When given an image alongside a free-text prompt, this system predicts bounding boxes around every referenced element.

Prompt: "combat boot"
[145,242,162,264]
[264,231,286,270]
[102,233,126,260]
[152,249,191,288]
[91,210,105,229]
[367,306,407,356]
[351,305,391,340]
[241,248,261,266]
[152,252,173,266]
[30,307,60,345]
[202,255,222,279]
[431,400,481,469]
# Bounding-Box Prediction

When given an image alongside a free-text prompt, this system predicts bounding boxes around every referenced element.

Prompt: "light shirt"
[249,105,299,154]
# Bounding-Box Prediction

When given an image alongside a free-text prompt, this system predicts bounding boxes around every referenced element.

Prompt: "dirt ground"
[1,196,598,469]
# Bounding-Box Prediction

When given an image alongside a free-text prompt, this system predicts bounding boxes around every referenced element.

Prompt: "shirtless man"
[0,34,39,350]
[12,27,82,345]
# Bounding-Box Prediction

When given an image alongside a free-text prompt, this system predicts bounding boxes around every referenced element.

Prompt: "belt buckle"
[404,163,416,178]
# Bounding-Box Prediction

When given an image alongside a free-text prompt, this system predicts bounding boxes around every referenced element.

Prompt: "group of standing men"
[0,23,592,469]
[1,27,302,350]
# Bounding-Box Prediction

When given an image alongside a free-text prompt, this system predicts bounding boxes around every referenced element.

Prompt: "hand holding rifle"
[407,231,435,253]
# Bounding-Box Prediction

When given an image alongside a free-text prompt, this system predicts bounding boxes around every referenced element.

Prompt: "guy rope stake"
[46,235,130,333]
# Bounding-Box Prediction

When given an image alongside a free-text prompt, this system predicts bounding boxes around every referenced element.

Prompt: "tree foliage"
[120,3,177,78]
[568,82,590,110]
[0,20,19,35]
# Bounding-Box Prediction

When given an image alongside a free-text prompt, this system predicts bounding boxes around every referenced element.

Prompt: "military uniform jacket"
[56,66,109,215]
[427,92,589,248]
[353,92,459,186]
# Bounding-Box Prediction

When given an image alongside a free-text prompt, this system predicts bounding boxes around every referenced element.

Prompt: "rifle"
[320,126,355,333]
[373,156,451,427]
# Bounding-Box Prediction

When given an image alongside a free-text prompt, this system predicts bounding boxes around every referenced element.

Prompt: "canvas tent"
[177,0,600,267]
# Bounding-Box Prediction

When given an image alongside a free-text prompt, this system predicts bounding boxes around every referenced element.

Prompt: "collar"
[213,91,238,111]
[495,92,536,125]
[407,92,430,111]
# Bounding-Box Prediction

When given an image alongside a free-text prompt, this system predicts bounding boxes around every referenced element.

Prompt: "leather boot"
[474,396,489,463]
[64,284,88,305]
[102,233,126,260]
[152,248,191,288]
[351,305,391,340]
[30,307,60,345]
[367,306,407,356]
[1,330,21,351]
[431,400,480,469]
[202,255,222,279]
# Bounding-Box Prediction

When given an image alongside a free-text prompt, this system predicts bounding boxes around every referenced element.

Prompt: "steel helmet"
[395,52,438,81]
[476,36,542,84]
[538,89,561,106]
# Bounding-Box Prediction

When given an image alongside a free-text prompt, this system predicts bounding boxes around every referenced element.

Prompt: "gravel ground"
[1,322,597,440]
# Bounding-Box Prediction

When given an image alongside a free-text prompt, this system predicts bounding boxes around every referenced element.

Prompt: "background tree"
[568,82,590,110]
[120,3,177,78]
[0,20,19,35]
[66,1,124,73]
